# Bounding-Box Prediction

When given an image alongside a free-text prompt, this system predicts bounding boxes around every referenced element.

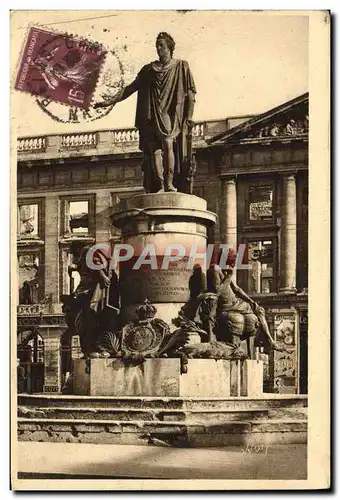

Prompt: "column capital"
[280,170,298,180]
[220,174,237,183]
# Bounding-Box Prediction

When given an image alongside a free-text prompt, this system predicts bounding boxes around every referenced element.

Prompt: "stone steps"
[18,406,272,422]
[18,405,307,423]
[17,394,308,447]
[18,394,308,410]
[17,416,307,447]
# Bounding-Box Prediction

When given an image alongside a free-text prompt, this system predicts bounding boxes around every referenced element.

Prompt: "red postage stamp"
[15,27,107,109]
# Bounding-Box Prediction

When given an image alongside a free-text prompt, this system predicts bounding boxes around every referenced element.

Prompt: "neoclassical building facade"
[16,92,308,395]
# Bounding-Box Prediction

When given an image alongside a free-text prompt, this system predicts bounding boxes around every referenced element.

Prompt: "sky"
[11,11,309,136]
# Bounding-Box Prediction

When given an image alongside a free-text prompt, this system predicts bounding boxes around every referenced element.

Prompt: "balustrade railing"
[112,128,139,143]
[17,137,46,153]
[60,132,97,148]
[17,121,208,156]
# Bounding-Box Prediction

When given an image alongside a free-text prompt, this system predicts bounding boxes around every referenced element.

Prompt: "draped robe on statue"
[133,59,196,191]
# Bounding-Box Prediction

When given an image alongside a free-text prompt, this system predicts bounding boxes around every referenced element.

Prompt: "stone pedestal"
[179,359,231,397]
[112,193,216,324]
[241,359,264,396]
[73,358,263,397]
[73,358,180,397]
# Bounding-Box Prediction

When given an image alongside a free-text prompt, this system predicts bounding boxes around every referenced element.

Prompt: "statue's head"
[156,32,175,58]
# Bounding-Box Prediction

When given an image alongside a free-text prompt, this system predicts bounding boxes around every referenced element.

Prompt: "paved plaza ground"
[16,442,307,480]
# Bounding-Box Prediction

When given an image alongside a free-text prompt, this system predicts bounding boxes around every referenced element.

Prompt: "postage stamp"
[15,27,107,109]
[34,48,126,124]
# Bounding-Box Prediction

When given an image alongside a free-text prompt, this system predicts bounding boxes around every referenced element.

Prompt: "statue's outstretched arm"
[118,80,139,101]
[94,79,139,108]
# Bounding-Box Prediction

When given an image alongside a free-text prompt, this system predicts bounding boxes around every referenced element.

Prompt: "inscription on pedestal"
[121,261,192,304]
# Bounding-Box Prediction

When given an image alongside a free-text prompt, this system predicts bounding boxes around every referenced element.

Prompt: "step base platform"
[17,418,307,447]
[18,394,307,447]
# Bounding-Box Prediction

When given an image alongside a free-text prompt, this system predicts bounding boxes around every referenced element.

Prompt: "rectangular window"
[248,186,273,221]
[60,195,95,238]
[72,336,82,359]
[18,252,41,304]
[18,203,39,237]
[17,198,44,241]
[247,239,274,294]
[60,242,87,295]
[69,201,89,234]
[66,244,83,293]
[28,334,45,363]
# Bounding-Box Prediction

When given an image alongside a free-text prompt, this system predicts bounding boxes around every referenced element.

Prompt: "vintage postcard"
[10,10,330,490]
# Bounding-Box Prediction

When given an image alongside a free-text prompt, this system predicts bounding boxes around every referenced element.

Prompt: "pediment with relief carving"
[209,93,308,145]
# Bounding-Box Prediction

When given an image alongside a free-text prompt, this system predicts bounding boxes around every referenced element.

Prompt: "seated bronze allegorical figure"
[211,263,280,358]
[181,259,279,358]
[210,264,259,357]
[61,245,120,363]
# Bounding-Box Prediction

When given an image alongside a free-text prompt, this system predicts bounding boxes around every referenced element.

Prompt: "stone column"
[280,173,297,293]
[44,195,59,302]
[221,177,237,277]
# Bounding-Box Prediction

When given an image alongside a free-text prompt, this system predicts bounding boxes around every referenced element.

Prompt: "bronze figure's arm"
[230,281,279,346]
[230,280,256,307]
[94,79,139,108]
[207,265,224,293]
[116,79,139,102]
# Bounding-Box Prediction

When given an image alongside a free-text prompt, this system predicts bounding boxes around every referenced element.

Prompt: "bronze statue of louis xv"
[95,32,196,194]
